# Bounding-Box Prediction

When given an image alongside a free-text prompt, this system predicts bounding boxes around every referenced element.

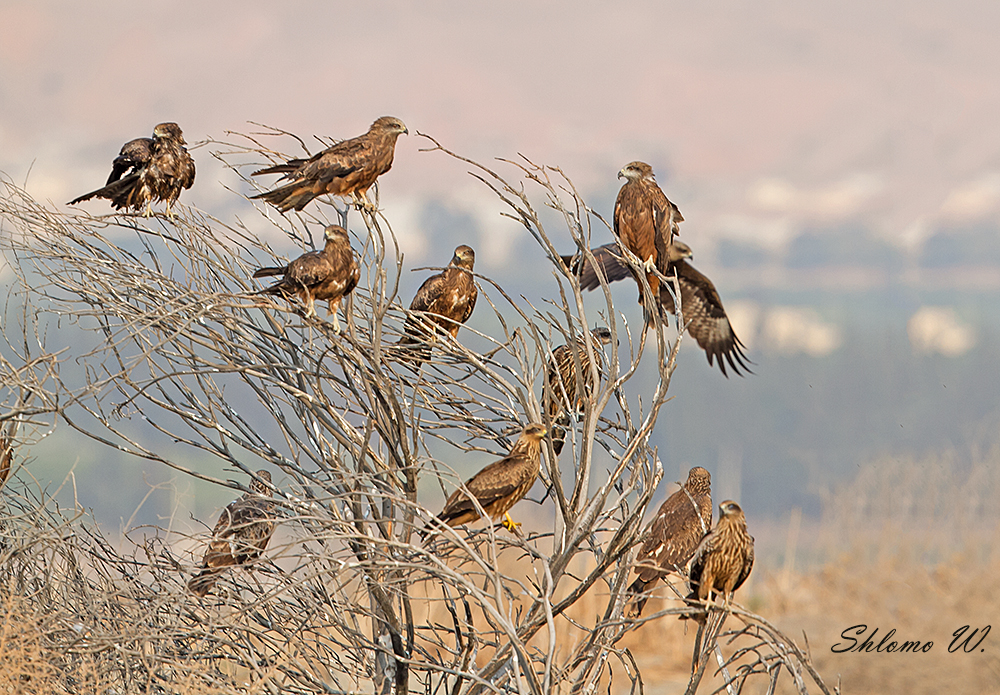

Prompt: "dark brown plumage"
[544,327,613,456]
[428,424,547,535]
[399,245,478,364]
[253,224,360,331]
[563,241,752,377]
[626,467,713,618]
[106,137,154,185]
[188,470,277,597]
[683,500,755,623]
[69,122,195,216]
[613,161,684,312]
[251,116,408,212]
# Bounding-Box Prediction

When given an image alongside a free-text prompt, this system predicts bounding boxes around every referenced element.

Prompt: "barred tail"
[187,568,222,597]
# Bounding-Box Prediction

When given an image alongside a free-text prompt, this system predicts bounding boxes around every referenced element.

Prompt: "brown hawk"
[69,122,195,216]
[544,327,613,455]
[253,224,360,331]
[562,240,752,376]
[613,161,684,315]
[427,423,547,535]
[188,470,277,597]
[251,116,408,212]
[683,500,755,623]
[625,466,712,618]
[399,245,478,364]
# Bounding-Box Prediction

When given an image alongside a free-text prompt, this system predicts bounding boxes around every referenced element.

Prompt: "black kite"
[563,241,752,376]
[0,434,11,492]
[69,122,195,217]
[427,423,547,535]
[613,161,684,314]
[626,466,712,618]
[683,500,755,623]
[399,245,478,364]
[251,116,408,212]
[544,327,613,456]
[188,470,277,597]
[253,224,360,331]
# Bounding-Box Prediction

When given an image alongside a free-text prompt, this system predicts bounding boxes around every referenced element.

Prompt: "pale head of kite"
[718,500,743,519]
[591,326,613,346]
[451,245,476,270]
[371,116,409,137]
[249,469,272,496]
[618,161,656,183]
[152,122,185,144]
[522,423,548,442]
[666,239,694,263]
[323,224,350,244]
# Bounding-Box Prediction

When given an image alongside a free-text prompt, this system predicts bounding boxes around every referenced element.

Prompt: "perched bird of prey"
[613,161,684,313]
[625,467,713,618]
[399,245,478,364]
[544,327,613,456]
[189,470,277,597]
[562,241,752,377]
[69,122,195,216]
[683,500,755,623]
[251,116,408,212]
[427,423,547,535]
[253,224,360,331]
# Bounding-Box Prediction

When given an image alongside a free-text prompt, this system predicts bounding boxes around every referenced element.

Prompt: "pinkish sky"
[2,0,999,258]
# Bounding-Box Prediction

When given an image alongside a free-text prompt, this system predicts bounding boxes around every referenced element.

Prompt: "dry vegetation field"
[2,444,997,694]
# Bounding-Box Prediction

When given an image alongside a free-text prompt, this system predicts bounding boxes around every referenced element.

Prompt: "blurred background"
[2,2,999,691]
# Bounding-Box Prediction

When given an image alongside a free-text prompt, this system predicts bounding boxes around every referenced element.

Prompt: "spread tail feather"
[251,159,306,178]
[551,425,566,457]
[250,182,318,213]
[68,173,141,207]
[188,568,222,597]
[625,576,651,619]
[252,266,287,279]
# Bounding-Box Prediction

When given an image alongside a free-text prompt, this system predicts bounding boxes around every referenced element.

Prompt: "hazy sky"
[2,1,999,252]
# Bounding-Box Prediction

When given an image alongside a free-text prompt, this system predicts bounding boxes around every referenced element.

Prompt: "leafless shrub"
[0,131,833,695]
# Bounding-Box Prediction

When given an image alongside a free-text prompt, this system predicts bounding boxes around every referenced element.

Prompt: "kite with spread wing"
[562,240,752,376]
[69,122,195,216]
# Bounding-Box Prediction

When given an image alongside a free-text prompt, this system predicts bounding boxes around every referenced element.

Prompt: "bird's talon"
[502,513,521,533]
